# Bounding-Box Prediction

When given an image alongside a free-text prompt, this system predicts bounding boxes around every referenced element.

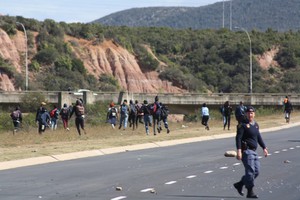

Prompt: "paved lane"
[1,126,300,200]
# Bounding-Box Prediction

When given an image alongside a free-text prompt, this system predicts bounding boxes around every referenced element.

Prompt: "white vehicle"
[73,89,97,96]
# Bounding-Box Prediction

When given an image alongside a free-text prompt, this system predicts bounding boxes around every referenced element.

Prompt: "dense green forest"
[95,0,300,32]
[1,15,300,93]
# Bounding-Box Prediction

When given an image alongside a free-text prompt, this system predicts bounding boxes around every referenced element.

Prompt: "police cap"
[246,106,255,112]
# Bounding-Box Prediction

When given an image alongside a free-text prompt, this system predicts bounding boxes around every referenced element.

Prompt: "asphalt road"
[1,126,300,200]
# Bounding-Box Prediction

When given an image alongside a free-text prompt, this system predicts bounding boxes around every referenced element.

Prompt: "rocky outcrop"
[65,36,184,93]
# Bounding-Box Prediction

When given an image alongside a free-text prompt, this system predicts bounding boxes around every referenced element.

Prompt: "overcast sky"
[0,0,224,23]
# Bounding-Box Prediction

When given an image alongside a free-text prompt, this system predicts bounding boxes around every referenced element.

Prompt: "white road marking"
[219,166,228,169]
[296,146,300,148]
[290,147,295,150]
[111,196,127,200]
[282,149,288,152]
[258,156,263,159]
[140,188,154,193]
[274,151,280,154]
[204,170,213,174]
[186,175,197,179]
[165,181,177,185]
[233,163,241,166]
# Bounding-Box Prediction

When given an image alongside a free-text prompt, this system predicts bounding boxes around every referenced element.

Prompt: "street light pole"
[222,0,225,28]
[235,26,252,94]
[16,22,28,91]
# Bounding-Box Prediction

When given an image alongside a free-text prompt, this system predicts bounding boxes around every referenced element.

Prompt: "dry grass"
[0,112,299,162]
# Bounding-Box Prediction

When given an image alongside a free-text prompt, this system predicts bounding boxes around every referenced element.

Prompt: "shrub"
[21,92,46,112]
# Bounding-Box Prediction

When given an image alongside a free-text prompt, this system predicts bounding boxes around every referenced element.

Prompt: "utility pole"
[16,22,28,91]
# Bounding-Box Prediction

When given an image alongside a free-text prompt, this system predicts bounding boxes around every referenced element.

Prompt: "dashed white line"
[165,181,177,185]
[140,188,154,193]
[290,147,295,150]
[233,163,241,166]
[204,170,213,174]
[111,196,127,200]
[258,156,263,159]
[296,146,300,148]
[219,166,228,169]
[186,175,197,179]
[282,149,288,152]
[274,151,280,154]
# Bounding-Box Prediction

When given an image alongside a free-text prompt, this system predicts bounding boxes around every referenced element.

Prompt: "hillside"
[2,16,300,93]
[94,0,300,32]
[0,28,183,93]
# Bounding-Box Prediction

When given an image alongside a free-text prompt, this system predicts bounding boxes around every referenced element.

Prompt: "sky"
[0,0,224,23]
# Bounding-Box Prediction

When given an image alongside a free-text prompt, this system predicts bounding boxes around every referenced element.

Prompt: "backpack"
[50,108,58,118]
[61,107,69,119]
[110,107,117,117]
[120,104,128,115]
[11,110,19,120]
[136,104,143,114]
[76,105,85,115]
[130,104,137,115]
[147,103,158,115]
[161,106,169,118]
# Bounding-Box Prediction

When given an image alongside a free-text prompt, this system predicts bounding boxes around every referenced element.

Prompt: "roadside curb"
[1,122,299,171]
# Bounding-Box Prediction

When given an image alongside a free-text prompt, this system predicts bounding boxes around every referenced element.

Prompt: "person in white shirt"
[201,103,210,130]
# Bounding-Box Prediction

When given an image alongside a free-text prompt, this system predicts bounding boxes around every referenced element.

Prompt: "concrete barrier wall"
[0,91,297,108]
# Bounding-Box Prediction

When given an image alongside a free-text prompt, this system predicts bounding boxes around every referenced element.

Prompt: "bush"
[21,92,46,112]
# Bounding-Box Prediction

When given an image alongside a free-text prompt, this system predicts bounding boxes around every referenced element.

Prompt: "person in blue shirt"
[201,103,209,130]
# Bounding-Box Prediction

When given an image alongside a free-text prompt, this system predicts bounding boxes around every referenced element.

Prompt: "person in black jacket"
[283,96,293,123]
[222,101,233,130]
[234,106,269,198]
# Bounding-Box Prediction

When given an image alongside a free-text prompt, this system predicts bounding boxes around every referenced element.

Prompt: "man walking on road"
[234,106,268,198]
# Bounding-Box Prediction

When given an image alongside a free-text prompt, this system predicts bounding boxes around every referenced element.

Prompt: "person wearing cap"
[141,100,152,135]
[234,106,268,198]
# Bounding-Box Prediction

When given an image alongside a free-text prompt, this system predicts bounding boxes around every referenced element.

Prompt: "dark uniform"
[234,106,268,198]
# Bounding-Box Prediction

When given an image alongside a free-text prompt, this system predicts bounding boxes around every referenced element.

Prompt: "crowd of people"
[10,95,293,138]
[106,96,170,135]
[10,96,171,136]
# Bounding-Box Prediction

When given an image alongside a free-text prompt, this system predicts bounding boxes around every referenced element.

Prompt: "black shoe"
[247,189,258,198]
[157,128,161,133]
[233,182,244,196]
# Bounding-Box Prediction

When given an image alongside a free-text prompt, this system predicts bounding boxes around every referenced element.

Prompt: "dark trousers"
[75,117,85,135]
[223,115,231,130]
[201,115,209,127]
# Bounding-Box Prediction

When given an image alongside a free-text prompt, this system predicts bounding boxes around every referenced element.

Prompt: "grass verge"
[0,111,299,162]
